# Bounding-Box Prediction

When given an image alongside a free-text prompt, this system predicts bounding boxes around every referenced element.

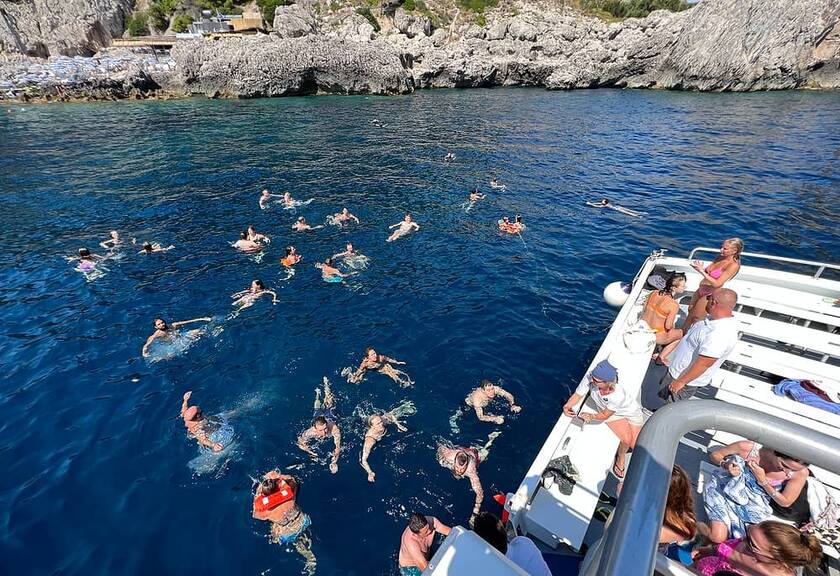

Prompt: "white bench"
[713,369,840,429]
[734,311,840,360]
[729,340,840,383]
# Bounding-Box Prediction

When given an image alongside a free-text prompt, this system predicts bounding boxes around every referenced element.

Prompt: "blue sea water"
[0,88,838,576]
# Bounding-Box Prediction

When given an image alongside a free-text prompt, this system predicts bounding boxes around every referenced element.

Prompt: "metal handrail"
[584,400,840,576]
[688,247,840,279]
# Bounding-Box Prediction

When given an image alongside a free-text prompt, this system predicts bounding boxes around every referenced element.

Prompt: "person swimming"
[469,189,486,202]
[315,257,346,282]
[281,246,302,268]
[489,177,506,190]
[231,279,278,308]
[387,214,420,242]
[332,242,357,260]
[292,217,322,232]
[331,243,369,270]
[74,247,102,272]
[586,197,645,217]
[141,316,212,357]
[445,152,455,162]
[436,432,501,526]
[465,380,522,424]
[252,470,316,574]
[259,189,284,209]
[246,225,269,244]
[346,347,414,387]
[297,378,341,474]
[498,215,524,234]
[359,401,414,482]
[233,231,263,252]
[180,391,225,452]
[99,230,121,250]
[331,208,360,226]
[139,241,174,254]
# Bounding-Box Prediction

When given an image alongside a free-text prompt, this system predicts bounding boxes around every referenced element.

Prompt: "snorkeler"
[466,380,522,424]
[180,391,224,452]
[99,230,121,250]
[252,470,316,573]
[281,246,302,268]
[297,378,342,474]
[386,214,420,242]
[234,231,263,252]
[586,197,644,217]
[231,279,278,308]
[360,403,413,482]
[141,316,212,357]
[246,225,269,244]
[331,208,360,225]
[347,347,414,387]
[292,217,322,232]
[139,242,174,254]
[436,432,500,526]
[259,189,284,209]
[315,258,346,282]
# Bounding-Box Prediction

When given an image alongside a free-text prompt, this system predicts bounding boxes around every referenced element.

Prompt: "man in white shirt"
[658,288,739,403]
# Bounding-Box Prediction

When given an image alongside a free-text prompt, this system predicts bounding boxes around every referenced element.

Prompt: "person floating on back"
[387,214,420,242]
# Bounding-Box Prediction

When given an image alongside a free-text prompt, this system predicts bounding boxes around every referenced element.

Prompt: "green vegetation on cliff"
[126,12,150,36]
[581,0,691,20]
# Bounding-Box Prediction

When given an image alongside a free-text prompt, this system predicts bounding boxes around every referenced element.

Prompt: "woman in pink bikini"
[694,520,822,576]
[683,238,744,333]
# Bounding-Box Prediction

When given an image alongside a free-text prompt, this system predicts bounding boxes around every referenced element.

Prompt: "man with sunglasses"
[657,287,739,403]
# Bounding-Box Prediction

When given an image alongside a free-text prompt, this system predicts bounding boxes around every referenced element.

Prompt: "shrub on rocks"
[127,12,150,37]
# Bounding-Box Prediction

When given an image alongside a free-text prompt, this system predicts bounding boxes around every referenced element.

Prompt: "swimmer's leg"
[478,431,502,462]
[295,534,317,576]
[380,365,413,387]
[449,407,463,435]
[313,388,322,411]
[322,377,335,409]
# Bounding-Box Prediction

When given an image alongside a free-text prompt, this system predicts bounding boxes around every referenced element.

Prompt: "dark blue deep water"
[1,89,839,576]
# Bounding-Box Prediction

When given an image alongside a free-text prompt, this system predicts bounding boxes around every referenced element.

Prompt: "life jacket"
[281,256,295,267]
[253,480,295,513]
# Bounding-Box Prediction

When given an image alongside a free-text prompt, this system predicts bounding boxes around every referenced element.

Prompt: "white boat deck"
[508,250,840,566]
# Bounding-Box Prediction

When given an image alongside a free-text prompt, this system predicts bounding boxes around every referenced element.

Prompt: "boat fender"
[603,281,631,307]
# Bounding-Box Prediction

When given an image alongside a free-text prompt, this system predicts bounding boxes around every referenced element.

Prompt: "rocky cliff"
[2,0,839,101]
[0,0,132,57]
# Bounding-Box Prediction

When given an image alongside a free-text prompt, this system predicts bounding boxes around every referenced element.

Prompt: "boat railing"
[688,246,840,279]
[582,399,840,576]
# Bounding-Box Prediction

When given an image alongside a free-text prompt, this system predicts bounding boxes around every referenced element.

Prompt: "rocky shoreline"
[1,0,839,102]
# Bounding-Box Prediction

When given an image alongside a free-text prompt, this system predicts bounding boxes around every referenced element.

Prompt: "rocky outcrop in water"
[0,0,132,57]
[171,35,412,97]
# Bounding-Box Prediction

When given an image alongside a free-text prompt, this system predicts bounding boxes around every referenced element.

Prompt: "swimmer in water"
[437,432,500,526]
[281,246,302,268]
[297,378,342,474]
[469,189,486,202]
[259,189,283,209]
[292,216,322,231]
[499,215,525,234]
[398,513,452,575]
[99,230,121,250]
[74,247,103,272]
[141,316,212,357]
[386,214,420,242]
[465,380,521,424]
[360,407,410,483]
[586,197,644,217]
[180,391,223,452]
[332,242,357,260]
[234,231,263,252]
[489,177,506,190]
[348,347,414,387]
[139,242,174,254]
[445,152,455,162]
[252,470,316,573]
[231,279,278,308]
[331,208,360,226]
[246,225,269,244]
[315,257,346,281]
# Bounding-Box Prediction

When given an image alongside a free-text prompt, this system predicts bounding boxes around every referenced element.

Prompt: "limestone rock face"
[0,0,132,57]
[170,35,413,97]
[272,3,320,38]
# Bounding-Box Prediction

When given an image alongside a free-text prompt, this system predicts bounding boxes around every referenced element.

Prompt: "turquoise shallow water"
[0,89,839,575]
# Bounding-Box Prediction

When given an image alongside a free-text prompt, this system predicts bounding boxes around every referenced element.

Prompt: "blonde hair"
[759,521,823,571]
[725,237,744,260]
